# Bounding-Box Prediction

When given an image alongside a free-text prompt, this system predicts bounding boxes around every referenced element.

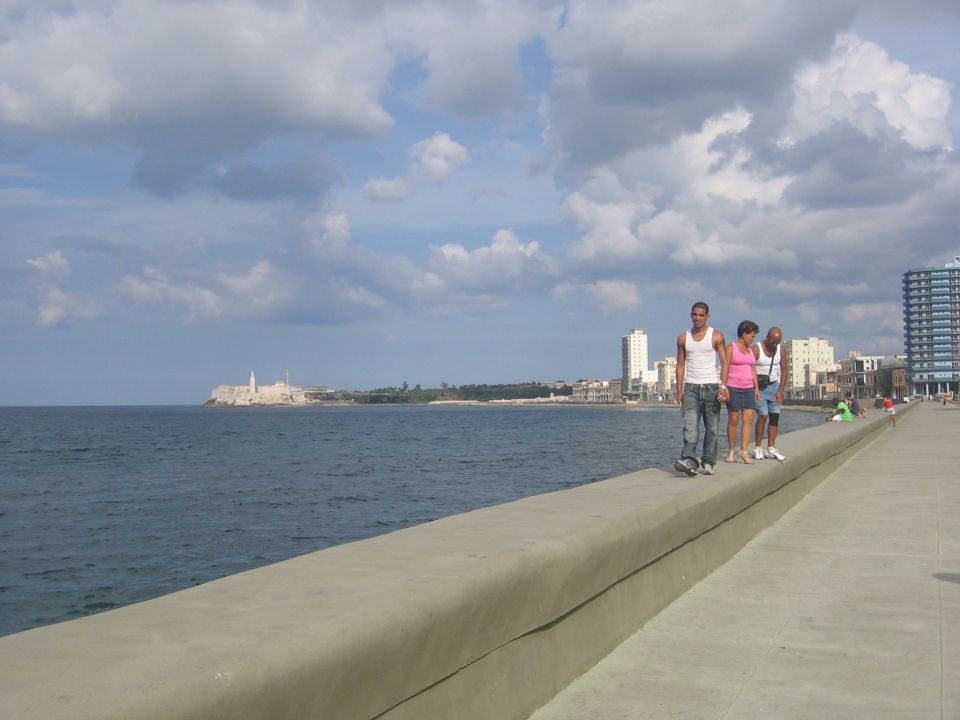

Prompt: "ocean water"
[0,404,822,636]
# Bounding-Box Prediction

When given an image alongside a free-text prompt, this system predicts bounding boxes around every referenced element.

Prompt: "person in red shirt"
[882,394,896,427]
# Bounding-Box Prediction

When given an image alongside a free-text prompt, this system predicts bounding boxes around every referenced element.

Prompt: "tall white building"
[622,329,651,400]
[785,337,835,395]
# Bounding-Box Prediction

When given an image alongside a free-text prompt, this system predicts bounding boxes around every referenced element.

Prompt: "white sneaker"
[753,446,765,460]
[701,463,715,476]
[766,446,786,462]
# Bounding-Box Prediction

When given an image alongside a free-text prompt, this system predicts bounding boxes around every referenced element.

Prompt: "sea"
[0,404,824,637]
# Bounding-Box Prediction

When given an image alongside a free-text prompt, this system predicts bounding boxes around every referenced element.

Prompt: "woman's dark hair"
[737,320,759,338]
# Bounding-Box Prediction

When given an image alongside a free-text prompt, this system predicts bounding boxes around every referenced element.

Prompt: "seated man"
[845,392,865,418]
[826,398,854,422]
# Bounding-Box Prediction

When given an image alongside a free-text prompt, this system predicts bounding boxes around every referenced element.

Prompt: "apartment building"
[903,256,960,396]
[784,337,835,398]
[621,328,654,400]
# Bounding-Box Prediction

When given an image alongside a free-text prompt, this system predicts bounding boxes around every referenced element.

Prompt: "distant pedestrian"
[674,302,729,477]
[752,326,788,461]
[826,398,854,422]
[722,320,760,464]
[883,394,896,427]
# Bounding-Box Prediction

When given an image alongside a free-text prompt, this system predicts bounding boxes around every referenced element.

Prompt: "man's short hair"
[691,301,710,314]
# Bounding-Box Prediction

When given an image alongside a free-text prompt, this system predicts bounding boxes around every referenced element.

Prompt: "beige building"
[655,357,678,401]
[785,337,835,397]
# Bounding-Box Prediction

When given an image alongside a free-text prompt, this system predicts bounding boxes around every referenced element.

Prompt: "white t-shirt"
[684,328,720,384]
[756,342,781,383]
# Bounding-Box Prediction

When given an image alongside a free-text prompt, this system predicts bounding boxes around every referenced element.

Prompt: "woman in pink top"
[722,320,760,464]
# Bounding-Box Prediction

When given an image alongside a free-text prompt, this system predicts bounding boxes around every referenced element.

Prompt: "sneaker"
[753,446,765,460]
[766,446,786,462]
[674,458,698,477]
[700,462,715,476]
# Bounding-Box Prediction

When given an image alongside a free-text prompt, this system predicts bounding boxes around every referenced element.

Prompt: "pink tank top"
[728,343,756,389]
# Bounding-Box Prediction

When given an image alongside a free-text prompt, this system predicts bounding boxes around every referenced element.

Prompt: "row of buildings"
[600,331,911,406]
[596,257,960,405]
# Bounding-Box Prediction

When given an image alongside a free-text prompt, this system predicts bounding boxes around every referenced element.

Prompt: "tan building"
[785,337,835,398]
[655,357,678,401]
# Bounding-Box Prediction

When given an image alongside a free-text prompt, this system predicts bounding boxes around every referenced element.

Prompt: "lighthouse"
[249,371,257,393]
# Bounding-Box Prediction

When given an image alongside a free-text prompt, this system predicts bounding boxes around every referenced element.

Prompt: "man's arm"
[776,344,788,403]
[713,329,729,400]
[676,332,686,405]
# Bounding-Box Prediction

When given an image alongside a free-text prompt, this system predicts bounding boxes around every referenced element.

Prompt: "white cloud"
[582,279,642,314]
[780,34,953,150]
[411,132,469,182]
[120,267,223,319]
[26,250,70,280]
[363,177,411,201]
[26,250,103,326]
[428,228,552,293]
[364,131,469,203]
[385,0,557,118]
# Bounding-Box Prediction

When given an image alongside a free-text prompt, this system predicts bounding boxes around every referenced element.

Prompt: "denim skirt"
[727,386,755,411]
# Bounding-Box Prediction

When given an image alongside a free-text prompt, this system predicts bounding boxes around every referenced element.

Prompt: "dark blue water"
[0,404,822,636]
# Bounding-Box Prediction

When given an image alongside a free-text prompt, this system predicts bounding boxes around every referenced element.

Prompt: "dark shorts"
[727,387,756,411]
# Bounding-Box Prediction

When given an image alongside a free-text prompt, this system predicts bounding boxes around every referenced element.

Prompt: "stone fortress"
[206,371,340,407]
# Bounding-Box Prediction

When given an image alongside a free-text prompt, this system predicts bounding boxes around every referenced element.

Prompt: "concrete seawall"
[0,407,909,719]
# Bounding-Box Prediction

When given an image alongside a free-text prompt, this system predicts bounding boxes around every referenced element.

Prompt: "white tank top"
[684,327,720,384]
[757,343,781,382]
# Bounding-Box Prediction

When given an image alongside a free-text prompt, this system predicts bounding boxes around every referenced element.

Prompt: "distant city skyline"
[3,3,960,405]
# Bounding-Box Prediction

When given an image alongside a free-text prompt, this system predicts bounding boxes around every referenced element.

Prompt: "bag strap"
[764,344,775,375]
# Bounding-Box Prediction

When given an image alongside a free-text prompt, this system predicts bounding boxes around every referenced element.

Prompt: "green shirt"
[836,401,853,422]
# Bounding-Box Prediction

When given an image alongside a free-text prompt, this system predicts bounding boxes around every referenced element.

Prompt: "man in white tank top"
[752,326,789,461]
[674,302,729,476]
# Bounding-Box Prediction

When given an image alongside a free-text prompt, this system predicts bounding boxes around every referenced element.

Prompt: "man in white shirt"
[674,302,729,477]
[753,326,788,461]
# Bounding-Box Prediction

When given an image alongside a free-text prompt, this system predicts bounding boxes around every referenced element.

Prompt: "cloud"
[542,1,853,169]
[779,34,953,151]
[26,251,102,326]
[0,1,395,194]
[206,155,342,204]
[410,132,469,181]
[363,177,411,201]
[386,0,558,118]
[26,250,70,280]
[0,187,107,208]
[428,228,554,293]
[364,131,468,202]
[582,279,643,314]
[119,267,223,320]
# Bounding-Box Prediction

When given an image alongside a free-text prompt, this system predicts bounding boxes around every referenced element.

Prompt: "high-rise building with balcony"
[902,256,960,396]
[621,328,651,400]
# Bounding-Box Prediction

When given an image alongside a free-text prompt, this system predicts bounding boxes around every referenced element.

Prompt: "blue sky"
[3,0,960,405]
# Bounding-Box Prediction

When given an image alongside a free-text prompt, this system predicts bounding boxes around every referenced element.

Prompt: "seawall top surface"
[532,401,960,719]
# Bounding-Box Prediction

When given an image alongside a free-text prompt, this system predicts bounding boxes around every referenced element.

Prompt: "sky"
[3,0,960,405]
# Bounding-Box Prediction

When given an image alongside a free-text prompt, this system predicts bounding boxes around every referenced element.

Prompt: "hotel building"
[902,256,960,396]
[621,328,653,400]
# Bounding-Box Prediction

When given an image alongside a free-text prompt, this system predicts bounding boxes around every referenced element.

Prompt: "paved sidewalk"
[530,402,960,719]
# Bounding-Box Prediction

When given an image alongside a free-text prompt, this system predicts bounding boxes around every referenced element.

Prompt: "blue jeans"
[681,383,721,466]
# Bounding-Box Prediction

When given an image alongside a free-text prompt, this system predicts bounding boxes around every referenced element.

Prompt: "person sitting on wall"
[825,397,854,422]
[845,392,865,418]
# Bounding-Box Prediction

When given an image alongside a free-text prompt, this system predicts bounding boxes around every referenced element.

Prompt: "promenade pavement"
[530,401,960,719]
